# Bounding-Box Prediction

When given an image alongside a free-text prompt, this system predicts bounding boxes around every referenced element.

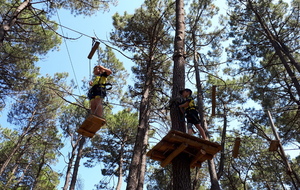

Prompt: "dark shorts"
[88,86,106,100]
[185,109,201,125]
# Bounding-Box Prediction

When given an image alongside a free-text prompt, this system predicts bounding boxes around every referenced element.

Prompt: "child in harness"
[88,65,112,118]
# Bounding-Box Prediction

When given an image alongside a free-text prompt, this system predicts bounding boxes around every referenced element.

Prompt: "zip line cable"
[56,10,82,96]
[46,13,300,116]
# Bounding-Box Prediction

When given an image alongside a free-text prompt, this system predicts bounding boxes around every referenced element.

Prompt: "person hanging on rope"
[88,65,112,118]
[178,88,207,140]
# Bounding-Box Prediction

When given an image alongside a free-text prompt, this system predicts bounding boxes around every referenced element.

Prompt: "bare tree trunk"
[5,164,18,187]
[207,159,221,190]
[247,0,300,99]
[116,137,126,190]
[170,0,191,190]
[0,0,31,44]
[63,136,81,190]
[137,129,149,190]
[126,80,151,190]
[69,137,86,190]
[32,145,47,189]
[217,111,227,179]
[192,28,221,189]
[0,110,37,175]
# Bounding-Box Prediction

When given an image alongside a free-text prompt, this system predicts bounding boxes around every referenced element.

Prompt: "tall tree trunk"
[247,0,300,99]
[5,164,18,188]
[0,0,31,44]
[63,136,81,190]
[170,0,191,190]
[192,29,221,189]
[116,137,126,190]
[126,78,151,190]
[32,145,47,189]
[207,159,221,190]
[0,110,37,175]
[217,103,227,179]
[69,137,86,190]
[137,129,149,190]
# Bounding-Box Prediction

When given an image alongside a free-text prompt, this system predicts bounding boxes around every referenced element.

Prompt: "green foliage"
[0,74,67,189]
[0,1,61,110]
[111,0,173,126]
[146,163,172,190]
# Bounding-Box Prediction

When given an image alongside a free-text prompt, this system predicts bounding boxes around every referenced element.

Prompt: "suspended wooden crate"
[146,130,221,168]
[269,140,280,151]
[232,137,241,158]
[77,114,106,138]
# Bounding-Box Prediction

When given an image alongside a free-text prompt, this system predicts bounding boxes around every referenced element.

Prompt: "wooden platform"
[146,130,221,168]
[77,115,106,138]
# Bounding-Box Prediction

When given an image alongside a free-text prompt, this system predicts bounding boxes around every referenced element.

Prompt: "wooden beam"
[77,128,94,138]
[212,85,216,116]
[87,41,100,59]
[161,143,188,167]
[147,150,165,160]
[232,137,241,158]
[267,110,292,174]
[190,149,206,167]
[269,140,279,151]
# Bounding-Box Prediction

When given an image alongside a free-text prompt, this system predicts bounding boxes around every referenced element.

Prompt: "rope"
[56,9,82,95]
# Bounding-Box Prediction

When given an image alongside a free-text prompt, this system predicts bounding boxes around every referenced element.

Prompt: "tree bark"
[217,111,227,179]
[192,25,221,189]
[116,137,126,190]
[63,135,81,190]
[69,137,86,190]
[0,0,31,44]
[247,0,300,99]
[0,110,37,176]
[170,0,191,190]
[126,72,151,190]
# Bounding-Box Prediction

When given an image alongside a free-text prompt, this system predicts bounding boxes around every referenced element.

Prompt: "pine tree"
[0,74,66,189]
[110,0,173,189]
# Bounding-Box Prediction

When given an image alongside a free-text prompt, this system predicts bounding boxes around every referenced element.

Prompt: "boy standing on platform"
[88,65,112,118]
[179,89,207,140]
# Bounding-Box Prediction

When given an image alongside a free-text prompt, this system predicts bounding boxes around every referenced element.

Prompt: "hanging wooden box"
[269,140,280,151]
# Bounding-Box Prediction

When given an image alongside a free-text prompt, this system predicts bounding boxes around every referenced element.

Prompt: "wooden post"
[212,85,216,116]
[87,41,100,59]
[269,140,279,151]
[232,137,241,158]
[267,110,292,174]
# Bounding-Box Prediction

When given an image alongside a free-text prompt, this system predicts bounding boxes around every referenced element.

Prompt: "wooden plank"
[147,150,166,161]
[232,137,241,158]
[212,85,216,116]
[87,41,100,59]
[269,140,279,151]
[190,149,206,167]
[161,143,188,167]
[191,162,201,168]
[167,133,221,155]
[77,128,95,138]
[168,130,221,149]
[77,115,105,137]
[146,141,174,157]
